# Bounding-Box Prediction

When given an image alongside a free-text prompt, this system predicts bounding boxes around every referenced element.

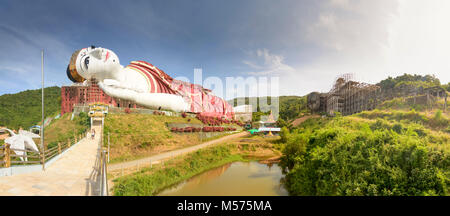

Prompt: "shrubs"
[78,112,91,127]
[356,109,449,131]
[170,126,236,133]
[432,110,448,128]
[392,123,403,134]
[113,145,241,196]
[279,127,289,143]
[280,116,450,196]
[195,114,244,126]
[153,111,165,116]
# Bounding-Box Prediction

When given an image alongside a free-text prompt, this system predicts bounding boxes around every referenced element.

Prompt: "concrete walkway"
[108,131,249,172]
[0,126,101,196]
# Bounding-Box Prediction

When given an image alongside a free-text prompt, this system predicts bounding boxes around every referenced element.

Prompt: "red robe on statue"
[126,60,234,119]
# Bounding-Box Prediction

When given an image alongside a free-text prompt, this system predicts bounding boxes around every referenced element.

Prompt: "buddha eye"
[84,56,90,68]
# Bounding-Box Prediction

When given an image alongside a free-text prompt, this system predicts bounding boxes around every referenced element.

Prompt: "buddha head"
[67,46,121,82]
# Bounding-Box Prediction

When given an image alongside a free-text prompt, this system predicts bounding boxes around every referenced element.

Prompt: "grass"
[377,96,447,112]
[103,113,236,164]
[113,144,244,196]
[35,112,89,149]
[355,109,449,132]
[111,135,281,196]
[0,112,89,164]
[1,112,89,150]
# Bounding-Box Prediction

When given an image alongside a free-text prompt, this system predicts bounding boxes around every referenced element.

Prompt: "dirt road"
[108,131,249,172]
[291,115,320,127]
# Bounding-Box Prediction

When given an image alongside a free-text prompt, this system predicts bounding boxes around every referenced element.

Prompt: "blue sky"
[1,0,449,97]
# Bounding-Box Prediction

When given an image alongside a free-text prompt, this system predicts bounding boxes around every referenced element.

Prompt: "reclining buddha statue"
[67,46,234,119]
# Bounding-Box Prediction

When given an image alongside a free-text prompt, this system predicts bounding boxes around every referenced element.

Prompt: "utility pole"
[108,132,110,163]
[41,50,46,171]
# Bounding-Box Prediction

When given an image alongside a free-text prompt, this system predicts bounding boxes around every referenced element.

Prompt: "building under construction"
[61,80,140,115]
[308,74,380,116]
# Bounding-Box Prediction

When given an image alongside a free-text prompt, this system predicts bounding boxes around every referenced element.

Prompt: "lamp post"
[41,50,45,171]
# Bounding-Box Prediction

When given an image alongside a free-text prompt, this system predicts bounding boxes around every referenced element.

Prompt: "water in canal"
[158,161,288,196]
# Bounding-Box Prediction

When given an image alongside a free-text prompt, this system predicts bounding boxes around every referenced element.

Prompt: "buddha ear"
[90,49,102,60]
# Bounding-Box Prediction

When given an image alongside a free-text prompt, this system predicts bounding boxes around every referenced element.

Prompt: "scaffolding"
[308,74,447,115]
[325,74,380,116]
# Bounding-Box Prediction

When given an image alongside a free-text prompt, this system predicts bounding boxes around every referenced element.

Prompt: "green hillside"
[229,96,308,121]
[0,86,61,130]
[103,113,207,163]
[280,109,449,196]
[278,73,450,196]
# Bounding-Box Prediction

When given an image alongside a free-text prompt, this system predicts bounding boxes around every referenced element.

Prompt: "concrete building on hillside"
[61,80,140,115]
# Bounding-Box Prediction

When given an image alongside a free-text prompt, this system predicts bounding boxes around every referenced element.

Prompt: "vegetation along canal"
[158,161,288,196]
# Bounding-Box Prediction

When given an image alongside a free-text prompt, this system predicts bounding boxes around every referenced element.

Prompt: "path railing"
[99,148,109,196]
[1,131,87,168]
[1,144,41,166]
[98,117,108,196]
[0,145,10,167]
[43,132,86,163]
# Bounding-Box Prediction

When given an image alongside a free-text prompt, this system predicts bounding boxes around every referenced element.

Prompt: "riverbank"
[108,131,248,176]
[103,113,243,164]
[158,161,288,196]
[111,135,281,196]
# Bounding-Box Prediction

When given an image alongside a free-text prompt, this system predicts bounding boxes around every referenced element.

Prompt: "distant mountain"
[0,86,61,129]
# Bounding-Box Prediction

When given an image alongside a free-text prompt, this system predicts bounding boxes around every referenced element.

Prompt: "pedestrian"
[91,129,95,139]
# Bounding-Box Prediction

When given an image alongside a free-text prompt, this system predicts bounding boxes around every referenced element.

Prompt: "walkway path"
[291,115,320,127]
[0,125,101,196]
[108,131,249,172]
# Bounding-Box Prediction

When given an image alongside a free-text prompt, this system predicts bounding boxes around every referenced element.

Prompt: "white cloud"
[242,48,295,76]
[384,0,450,83]
[276,0,450,96]
[329,0,350,8]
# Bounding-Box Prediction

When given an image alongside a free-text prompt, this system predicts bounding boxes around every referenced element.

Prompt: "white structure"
[67,46,188,112]
[1,128,40,161]
[257,127,281,132]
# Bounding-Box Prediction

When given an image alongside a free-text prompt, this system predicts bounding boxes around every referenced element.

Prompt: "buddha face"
[68,46,121,82]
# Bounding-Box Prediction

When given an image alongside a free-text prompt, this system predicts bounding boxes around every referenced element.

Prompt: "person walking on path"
[91,129,96,140]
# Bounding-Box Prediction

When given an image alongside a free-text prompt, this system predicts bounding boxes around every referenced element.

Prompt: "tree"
[0,86,61,129]
[279,126,289,143]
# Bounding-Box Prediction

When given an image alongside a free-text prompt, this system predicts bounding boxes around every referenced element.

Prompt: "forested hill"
[0,86,61,130]
[228,96,307,121]
[377,73,449,92]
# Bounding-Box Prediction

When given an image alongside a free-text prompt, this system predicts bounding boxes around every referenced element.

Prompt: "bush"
[392,123,403,134]
[78,112,91,127]
[280,116,450,196]
[356,110,449,131]
[279,127,289,143]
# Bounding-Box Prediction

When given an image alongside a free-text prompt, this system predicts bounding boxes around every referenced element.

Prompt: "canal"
[158,161,288,196]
